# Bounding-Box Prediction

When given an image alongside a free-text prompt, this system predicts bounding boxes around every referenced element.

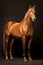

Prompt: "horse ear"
[29,5,31,8]
[33,5,35,9]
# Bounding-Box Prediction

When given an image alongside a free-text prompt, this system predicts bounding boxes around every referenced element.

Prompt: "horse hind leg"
[4,35,9,60]
[9,38,14,60]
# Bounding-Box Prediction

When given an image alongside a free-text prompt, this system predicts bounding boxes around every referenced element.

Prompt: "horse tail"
[3,27,6,54]
[3,21,13,54]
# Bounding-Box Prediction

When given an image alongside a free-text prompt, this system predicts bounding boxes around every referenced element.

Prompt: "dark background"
[0,0,43,59]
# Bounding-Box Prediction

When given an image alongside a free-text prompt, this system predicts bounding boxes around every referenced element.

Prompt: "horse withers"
[3,5,36,61]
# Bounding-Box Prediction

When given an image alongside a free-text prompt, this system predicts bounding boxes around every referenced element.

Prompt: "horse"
[3,5,36,61]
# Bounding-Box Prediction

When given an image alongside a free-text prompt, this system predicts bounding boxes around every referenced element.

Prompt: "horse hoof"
[6,57,8,60]
[10,56,13,60]
[28,56,32,61]
[24,57,27,62]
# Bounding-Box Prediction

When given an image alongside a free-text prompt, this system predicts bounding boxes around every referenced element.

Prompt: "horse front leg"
[22,35,27,61]
[9,38,14,60]
[28,37,32,61]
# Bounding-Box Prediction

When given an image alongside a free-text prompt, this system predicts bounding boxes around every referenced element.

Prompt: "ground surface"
[0,58,43,65]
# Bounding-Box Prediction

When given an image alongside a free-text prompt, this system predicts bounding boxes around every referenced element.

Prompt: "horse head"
[28,5,36,22]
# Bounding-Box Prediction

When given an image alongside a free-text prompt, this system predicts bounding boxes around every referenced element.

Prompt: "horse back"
[4,21,14,35]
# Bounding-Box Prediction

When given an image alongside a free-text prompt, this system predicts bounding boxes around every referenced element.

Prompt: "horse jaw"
[32,17,36,22]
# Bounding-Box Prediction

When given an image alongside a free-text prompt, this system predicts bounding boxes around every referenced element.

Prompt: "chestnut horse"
[3,6,36,61]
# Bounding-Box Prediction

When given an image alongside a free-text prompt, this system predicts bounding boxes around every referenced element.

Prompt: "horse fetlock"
[28,56,32,61]
[5,55,8,60]
[10,56,13,60]
[24,57,27,62]
[10,55,13,60]
[5,52,8,60]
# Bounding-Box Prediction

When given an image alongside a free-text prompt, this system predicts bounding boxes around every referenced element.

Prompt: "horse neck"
[23,14,32,27]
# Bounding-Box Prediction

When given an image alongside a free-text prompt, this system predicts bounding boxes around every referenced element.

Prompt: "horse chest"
[23,24,28,32]
[20,24,28,35]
